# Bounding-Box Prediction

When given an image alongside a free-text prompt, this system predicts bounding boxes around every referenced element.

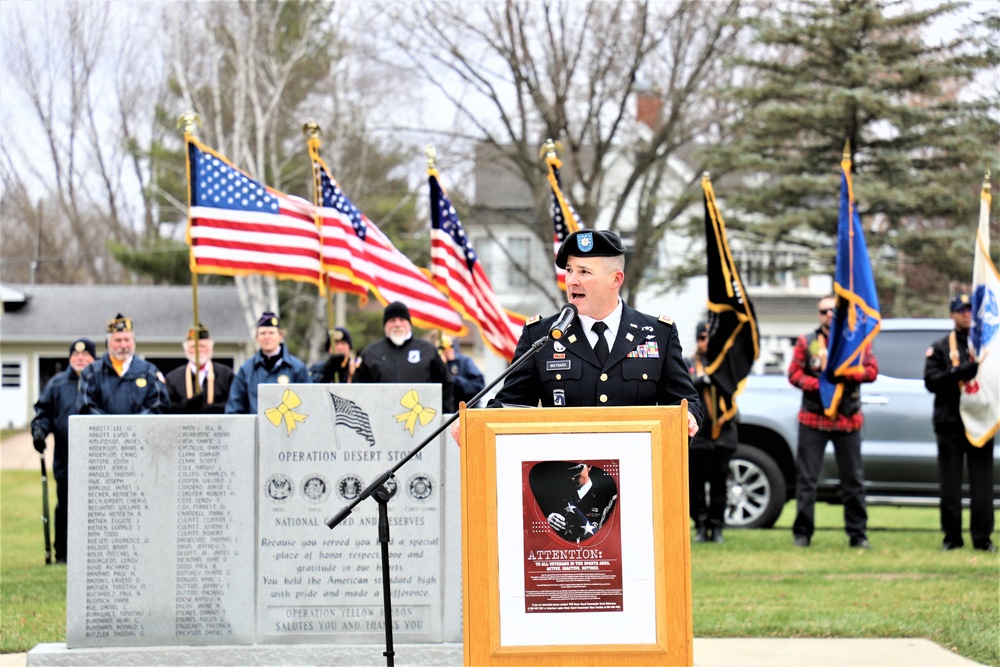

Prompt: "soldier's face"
[952,307,972,331]
[384,317,411,342]
[565,257,624,320]
[817,298,836,333]
[107,332,135,361]
[334,340,351,356]
[184,339,214,365]
[69,350,95,373]
[256,327,283,355]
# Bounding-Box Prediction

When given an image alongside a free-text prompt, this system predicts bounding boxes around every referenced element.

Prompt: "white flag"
[960,180,1000,447]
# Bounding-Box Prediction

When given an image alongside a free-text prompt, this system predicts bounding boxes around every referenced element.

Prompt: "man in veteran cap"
[32,337,96,563]
[225,312,310,415]
[165,324,235,413]
[924,292,995,552]
[486,229,703,436]
[80,314,169,415]
[309,326,356,384]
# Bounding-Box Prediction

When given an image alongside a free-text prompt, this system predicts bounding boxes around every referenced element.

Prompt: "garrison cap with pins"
[555,230,626,269]
[257,312,281,329]
[186,323,211,341]
[107,313,133,333]
[949,293,972,312]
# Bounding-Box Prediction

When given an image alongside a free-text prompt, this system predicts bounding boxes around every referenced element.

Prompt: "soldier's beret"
[555,230,626,269]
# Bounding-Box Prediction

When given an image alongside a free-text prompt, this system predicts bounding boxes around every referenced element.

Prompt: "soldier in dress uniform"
[79,314,169,415]
[165,324,235,413]
[486,229,703,436]
[225,312,311,415]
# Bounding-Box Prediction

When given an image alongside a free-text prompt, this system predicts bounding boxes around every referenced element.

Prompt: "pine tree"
[709,0,998,316]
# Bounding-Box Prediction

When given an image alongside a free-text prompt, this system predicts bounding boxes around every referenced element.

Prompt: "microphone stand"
[325,334,552,667]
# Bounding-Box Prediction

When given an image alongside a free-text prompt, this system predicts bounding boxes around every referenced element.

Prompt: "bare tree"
[1,2,161,284]
[386,0,750,306]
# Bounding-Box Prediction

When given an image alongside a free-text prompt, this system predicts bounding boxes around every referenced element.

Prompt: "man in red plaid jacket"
[787,295,878,549]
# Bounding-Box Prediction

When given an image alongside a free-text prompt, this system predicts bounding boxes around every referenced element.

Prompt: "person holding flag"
[924,293,995,552]
[788,148,881,550]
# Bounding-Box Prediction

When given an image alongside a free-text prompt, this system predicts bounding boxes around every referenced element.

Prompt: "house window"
[736,249,808,288]
[2,362,21,388]
[508,236,532,288]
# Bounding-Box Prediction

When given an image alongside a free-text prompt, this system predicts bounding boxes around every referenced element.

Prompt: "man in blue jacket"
[80,314,169,416]
[225,312,311,415]
[32,338,96,563]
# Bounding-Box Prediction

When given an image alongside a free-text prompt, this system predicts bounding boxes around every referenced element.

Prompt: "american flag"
[330,392,376,447]
[311,151,466,335]
[429,168,520,360]
[186,136,322,286]
[545,154,583,292]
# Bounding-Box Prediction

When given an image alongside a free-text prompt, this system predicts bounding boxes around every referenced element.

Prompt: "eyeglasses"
[818,308,834,315]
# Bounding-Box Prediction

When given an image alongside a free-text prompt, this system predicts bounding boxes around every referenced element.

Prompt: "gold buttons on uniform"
[642,373,648,380]
[599,395,608,403]
[556,374,562,380]
[600,373,608,382]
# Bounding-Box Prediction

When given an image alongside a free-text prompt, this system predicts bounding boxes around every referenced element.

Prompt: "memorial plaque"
[256,384,449,644]
[67,416,257,648]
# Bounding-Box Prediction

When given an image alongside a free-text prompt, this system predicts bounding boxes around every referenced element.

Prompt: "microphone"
[549,304,578,340]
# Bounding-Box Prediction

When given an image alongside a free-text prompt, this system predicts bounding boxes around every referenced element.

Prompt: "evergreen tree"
[705,0,998,316]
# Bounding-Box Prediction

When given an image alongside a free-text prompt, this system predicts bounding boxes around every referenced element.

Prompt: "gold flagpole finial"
[176,111,202,136]
[539,138,563,161]
[302,119,322,140]
[425,144,437,169]
[702,171,711,181]
[984,168,992,191]
[842,138,851,160]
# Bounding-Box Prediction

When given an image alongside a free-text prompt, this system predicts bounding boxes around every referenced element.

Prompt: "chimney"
[636,88,663,130]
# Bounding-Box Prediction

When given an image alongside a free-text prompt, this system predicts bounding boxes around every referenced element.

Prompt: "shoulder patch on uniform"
[925,346,933,358]
[526,315,542,326]
[658,315,674,325]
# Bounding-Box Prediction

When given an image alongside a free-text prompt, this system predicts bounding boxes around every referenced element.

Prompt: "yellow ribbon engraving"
[265,389,308,436]
[394,389,436,436]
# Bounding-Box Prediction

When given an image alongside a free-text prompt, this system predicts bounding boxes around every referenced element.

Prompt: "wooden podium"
[459,404,693,666]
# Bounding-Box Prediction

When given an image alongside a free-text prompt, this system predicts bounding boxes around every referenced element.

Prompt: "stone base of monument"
[27,642,464,666]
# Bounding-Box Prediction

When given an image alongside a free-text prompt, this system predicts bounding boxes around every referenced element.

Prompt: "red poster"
[520,459,623,614]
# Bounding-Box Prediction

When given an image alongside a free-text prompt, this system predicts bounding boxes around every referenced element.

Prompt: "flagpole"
[304,119,337,336]
[178,110,204,395]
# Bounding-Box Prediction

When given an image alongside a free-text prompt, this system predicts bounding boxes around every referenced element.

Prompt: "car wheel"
[725,444,787,529]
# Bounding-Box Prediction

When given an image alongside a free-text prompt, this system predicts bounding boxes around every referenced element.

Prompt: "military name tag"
[545,360,571,371]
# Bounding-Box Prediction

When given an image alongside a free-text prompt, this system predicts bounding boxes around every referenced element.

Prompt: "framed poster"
[460,405,692,666]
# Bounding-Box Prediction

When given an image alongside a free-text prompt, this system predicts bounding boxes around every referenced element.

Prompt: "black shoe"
[941,542,963,551]
[850,538,872,549]
[793,535,810,548]
[974,541,997,553]
[693,526,709,543]
[710,529,724,544]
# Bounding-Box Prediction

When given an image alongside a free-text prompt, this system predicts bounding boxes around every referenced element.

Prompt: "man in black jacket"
[165,324,235,413]
[924,293,995,552]
[354,302,455,412]
[32,338,96,563]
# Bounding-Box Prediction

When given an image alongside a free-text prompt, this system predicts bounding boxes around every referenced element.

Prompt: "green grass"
[1,470,67,653]
[692,502,1000,666]
[2,469,998,664]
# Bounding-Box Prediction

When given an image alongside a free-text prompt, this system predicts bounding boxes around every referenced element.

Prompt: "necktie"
[592,321,609,366]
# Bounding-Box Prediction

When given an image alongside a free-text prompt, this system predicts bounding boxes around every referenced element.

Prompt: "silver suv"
[726,318,1000,528]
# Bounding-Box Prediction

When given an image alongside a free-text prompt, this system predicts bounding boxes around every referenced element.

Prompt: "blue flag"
[820,156,881,417]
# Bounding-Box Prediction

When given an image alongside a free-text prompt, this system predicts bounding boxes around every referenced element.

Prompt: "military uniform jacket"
[224,345,310,415]
[79,354,169,416]
[31,367,84,478]
[489,303,704,427]
[924,329,977,429]
[355,337,455,412]
[165,362,235,414]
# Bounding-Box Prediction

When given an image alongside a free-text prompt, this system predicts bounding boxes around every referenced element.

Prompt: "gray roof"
[1,284,249,344]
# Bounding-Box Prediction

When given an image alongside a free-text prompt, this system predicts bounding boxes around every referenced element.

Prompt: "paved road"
[1,430,52,471]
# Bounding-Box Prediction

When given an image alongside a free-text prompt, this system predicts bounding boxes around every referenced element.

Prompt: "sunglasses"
[818,308,834,315]
[697,334,709,341]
